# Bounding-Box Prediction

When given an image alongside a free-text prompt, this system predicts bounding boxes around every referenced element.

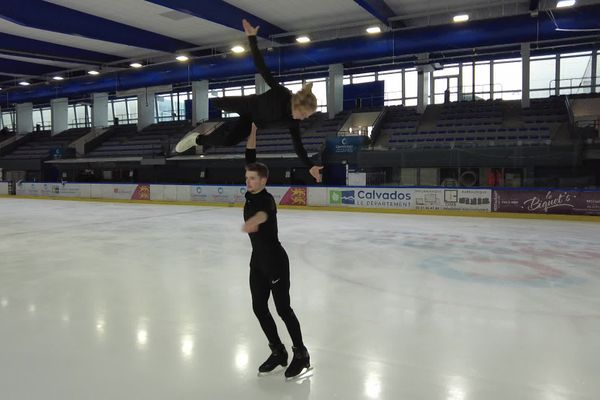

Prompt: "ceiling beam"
[0,0,196,53]
[0,33,121,64]
[0,59,64,76]
[145,0,286,39]
[354,0,395,25]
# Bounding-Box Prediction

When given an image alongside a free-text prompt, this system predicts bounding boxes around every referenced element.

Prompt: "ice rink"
[1,198,599,400]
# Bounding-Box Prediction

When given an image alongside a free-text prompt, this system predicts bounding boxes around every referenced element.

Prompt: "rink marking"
[2,194,599,222]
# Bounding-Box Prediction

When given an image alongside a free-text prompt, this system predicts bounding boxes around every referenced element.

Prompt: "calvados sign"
[493,190,600,216]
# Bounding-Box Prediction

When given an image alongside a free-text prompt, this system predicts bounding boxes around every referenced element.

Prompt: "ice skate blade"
[285,365,314,381]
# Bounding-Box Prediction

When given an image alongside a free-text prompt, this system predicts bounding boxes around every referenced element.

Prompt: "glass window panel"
[530,58,556,91]
[352,72,375,84]
[405,70,418,99]
[127,98,138,121]
[560,54,592,94]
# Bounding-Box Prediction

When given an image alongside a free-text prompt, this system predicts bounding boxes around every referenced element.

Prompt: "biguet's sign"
[493,190,600,215]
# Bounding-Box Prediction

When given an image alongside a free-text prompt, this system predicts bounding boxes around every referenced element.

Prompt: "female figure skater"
[176,19,324,183]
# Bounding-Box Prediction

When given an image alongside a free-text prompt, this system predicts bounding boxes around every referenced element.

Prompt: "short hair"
[245,162,269,179]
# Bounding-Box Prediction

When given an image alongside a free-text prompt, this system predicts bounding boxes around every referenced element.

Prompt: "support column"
[521,43,531,108]
[327,63,344,119]
[16,103,33,134]
[50,98,68,135]
[191,80,209,125]
[255,73,268,95]
[416,54,431,114]
[591,48,597,94]
[555,55,561,97]
[137,89,156,130]
[92,93,109,128]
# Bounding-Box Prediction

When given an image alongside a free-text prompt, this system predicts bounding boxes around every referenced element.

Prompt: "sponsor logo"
[523,191,574,213]
[330,190,355,205]
[330,189,411,206]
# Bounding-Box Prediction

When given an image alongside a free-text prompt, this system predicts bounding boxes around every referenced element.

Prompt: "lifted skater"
[176,19,323,183]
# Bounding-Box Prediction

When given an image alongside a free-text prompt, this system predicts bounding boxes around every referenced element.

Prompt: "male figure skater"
[242,125,310,378]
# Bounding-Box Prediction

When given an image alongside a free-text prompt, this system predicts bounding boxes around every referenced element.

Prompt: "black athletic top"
[244,188,281,255]
[244,148,281,256]
[247,35,314,168]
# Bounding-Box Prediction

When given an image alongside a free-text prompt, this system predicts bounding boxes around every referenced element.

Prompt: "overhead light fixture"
[366,26,382,34]
[88,70,100,75]
[52,76,64,81]
[176,55,189,62]
[453,14,469,23]
[556,0,576,7]
[231,45,245,53]
[296,35,311,44]
[130,62,143,68]
[19,81,30,86]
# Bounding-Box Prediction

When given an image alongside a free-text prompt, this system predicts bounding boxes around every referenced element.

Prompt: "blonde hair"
[292,82,317,113]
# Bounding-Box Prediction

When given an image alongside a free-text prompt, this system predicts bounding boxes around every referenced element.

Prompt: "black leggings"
[249,248,304,348]
[202,97,256,147]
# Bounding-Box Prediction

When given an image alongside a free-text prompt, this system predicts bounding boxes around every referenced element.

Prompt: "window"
[32,108,44,130]
[474,61,491,100]
[243,85,256,95]
[156,93,174,122]
[404,69,418,102]
[283,80,303,94]
[351,72,376,84]
[493,58,522,100]
[378,70,403,105]
[530,56,556,98]
[75,105,89,127]
[560,51,592,94]
[433,65,459,77]
[127,97,138,122]
[461,62,474,100]
[112,99,127,123]
[1,111,15,131]
[224,87,242,97]
[306,78,327,113]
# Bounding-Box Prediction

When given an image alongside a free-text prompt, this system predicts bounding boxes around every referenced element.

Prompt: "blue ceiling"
[0,0,195,52]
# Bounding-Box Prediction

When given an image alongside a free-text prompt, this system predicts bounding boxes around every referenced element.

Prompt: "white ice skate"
[175,121,223,153]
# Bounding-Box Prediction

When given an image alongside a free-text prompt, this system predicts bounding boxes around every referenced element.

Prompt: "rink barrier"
[3,182,600,221]
[0,181,8,195]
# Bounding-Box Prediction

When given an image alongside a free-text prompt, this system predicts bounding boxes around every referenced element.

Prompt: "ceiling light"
[19,81,30,86]
[130,62,143,68]
[296,35,311,44]
[366,26,382,34]
[231,45,245,53]
[52,76,64,81]
[453,14,469,23]
[176,55,189,62]
[556,0,576,7]
[88,70,100,75]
